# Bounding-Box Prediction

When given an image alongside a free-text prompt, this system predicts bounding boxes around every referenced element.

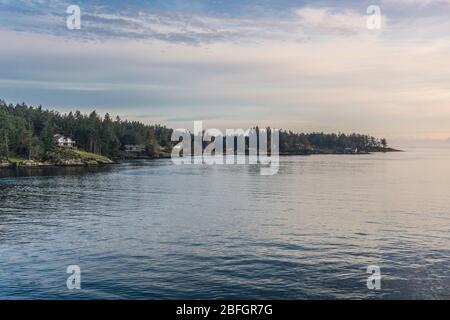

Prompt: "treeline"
[0,100,388,160]
[0,100,173,159]
[280,130,387,154]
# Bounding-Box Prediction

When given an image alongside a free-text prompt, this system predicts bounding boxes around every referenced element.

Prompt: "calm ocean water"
[0,148,449,299]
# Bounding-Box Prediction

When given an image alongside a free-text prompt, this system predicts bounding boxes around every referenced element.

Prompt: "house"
[344,147,358,154]
[54,134,76,148]
[124,144,146,153]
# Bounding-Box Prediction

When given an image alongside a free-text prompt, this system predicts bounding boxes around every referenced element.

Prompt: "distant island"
[0,99,399,169]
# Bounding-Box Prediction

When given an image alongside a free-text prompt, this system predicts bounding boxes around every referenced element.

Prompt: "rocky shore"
[0,159,11,168]
[0,148,113,169]
[1,146,402,170]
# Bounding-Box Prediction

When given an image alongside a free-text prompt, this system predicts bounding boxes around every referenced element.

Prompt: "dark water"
[0,148,449,299]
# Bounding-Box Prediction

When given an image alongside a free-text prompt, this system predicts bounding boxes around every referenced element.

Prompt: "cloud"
[0,1,384,44]
[294,7,371,35]
[1,1,450,139]
[383,0,450,6]
[1,26,450,138]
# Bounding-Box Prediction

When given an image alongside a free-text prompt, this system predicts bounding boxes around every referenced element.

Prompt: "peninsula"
[0,99,399,169]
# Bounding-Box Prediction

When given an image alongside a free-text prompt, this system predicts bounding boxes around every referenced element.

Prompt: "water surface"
[0,148,449,299]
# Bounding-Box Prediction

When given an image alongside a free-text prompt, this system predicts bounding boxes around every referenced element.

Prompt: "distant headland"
[0,99,400,169]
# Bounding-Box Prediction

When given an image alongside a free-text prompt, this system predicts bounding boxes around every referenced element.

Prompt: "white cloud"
[294,7,371,35]
[2,27,450,139]
[1,3,450,139]
[0,1,387,44]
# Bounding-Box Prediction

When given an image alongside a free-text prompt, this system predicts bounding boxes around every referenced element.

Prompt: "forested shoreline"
[0,99,395,166]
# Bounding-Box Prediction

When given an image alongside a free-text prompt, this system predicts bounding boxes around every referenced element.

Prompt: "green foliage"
[279,130,387,153]
[0,99,388,159]
[0,99,173,159]
[45,148,111,164]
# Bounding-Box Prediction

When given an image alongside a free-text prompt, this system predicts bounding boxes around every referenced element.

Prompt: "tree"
[0,104,12,158]
[380,138,387,151]
[0,99,390,160]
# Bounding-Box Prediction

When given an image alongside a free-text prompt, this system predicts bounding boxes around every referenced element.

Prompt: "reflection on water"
[0,165,113,179]
[0,150,449,299]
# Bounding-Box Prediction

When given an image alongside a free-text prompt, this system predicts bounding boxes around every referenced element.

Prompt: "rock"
[96,158,114,164]
[57,159,84,166]
[19,160,46,167]
[45,148,113,166]
[0,161,12,168]
[84,160,99,166]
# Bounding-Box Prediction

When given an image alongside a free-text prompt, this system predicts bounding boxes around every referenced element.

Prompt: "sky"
[1,0,450,141]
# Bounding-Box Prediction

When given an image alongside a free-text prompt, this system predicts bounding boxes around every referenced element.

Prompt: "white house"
[54,134,76,148]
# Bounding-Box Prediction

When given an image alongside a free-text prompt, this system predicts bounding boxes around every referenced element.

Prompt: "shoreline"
[0,148,402,171]
[280,147,402,156]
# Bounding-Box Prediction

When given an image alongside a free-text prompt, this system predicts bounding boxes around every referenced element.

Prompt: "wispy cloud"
[0,1,450,139]
[0,1,382,44]
[295,7,373,35]
[383,0,450,6]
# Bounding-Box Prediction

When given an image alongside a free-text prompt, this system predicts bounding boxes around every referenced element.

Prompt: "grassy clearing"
[72,149,111,162]
[5,155,27,164]
[44,148,113,164]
